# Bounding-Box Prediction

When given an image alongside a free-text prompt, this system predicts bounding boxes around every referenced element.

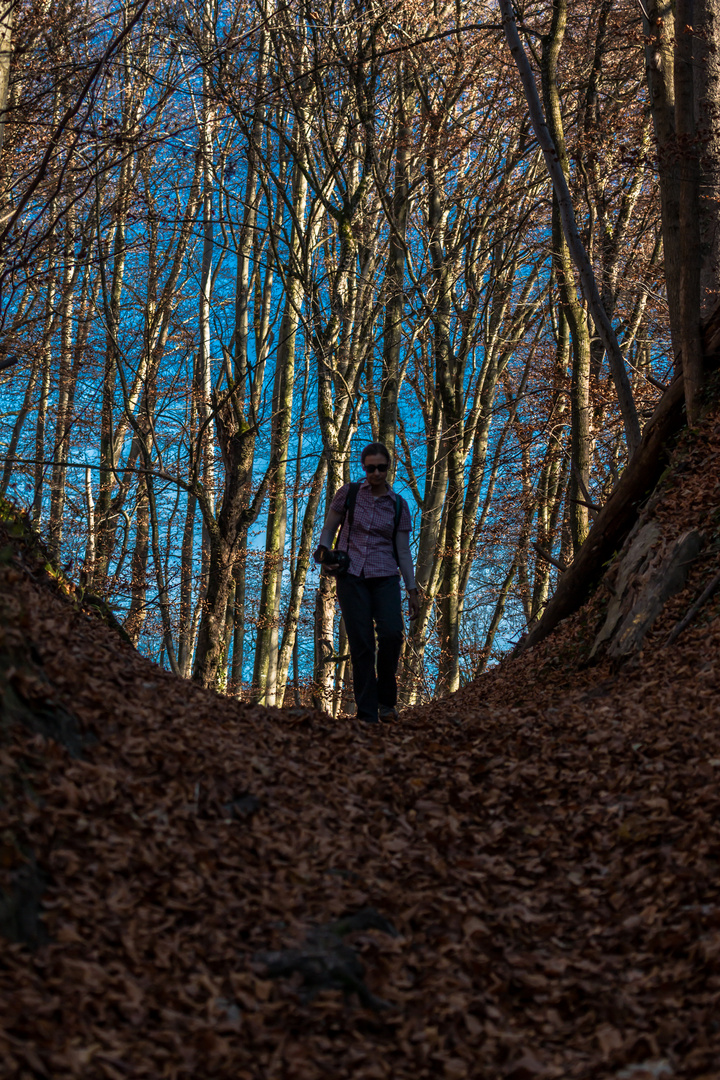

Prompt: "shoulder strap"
[340,482,361,551]
[392,493,402,566]
[346,481,361,528]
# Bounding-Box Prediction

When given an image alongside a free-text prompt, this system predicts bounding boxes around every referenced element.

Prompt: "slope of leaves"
[2,411,720,1079]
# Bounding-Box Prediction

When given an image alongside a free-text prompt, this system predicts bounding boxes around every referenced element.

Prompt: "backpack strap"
[340,482,361,551]
[391,493,402,567]
[346,482,361,528]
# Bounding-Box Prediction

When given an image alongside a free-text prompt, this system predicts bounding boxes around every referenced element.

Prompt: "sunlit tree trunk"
[178,394,198,678]
[541,4,591,554]
[0,0,15,157]
[379,61,412,458]
[276,456,327,706]
[48,213,76,557]
[1,350,40,496]
[253,151,307,704]
[94,154,132,584]
[428,145,463,696]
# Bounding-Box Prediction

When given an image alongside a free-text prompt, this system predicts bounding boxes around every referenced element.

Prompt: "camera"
[315,547,350,576]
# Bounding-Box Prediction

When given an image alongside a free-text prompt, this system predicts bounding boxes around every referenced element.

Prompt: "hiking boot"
[378,705,399,722]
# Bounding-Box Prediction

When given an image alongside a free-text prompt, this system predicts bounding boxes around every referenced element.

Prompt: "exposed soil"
[2,407,720,1079]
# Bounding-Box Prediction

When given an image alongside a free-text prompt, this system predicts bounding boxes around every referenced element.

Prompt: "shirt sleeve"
[330,483,349,514]
[395,530,416,591]
[318,508,344,550]
[318,485,349,549]
[398,496,412,532]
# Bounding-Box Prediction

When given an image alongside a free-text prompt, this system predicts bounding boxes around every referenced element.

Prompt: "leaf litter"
[2,411,720,1078]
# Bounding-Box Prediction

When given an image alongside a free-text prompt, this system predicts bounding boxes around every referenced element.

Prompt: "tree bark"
[696,0,720,320]
[676,0,704,423]
[0,0,15,157]
[379,61,412,460]
[252,153,307,705]
[539,3,592,552]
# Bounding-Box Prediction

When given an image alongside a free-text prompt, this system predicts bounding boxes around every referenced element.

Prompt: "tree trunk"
[0,0,15,157]
[499,0,641,453]
[48,214,76,558]
[94,158,131,585]
[379,61,412,459]
[676,0,704,423]
[540,4,592,553]
[124,473,149,646]
[252,156,307,704]
[696,0,720,320]
[276,456,328,706]
[312,574,337,714]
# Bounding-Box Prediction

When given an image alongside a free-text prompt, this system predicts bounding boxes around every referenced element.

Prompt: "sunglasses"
[364,463,388,473]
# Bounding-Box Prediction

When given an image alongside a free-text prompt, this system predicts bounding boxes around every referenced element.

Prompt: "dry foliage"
[2,403,720,1079]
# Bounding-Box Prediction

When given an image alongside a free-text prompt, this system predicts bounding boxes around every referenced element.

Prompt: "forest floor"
[2,409,720,1080]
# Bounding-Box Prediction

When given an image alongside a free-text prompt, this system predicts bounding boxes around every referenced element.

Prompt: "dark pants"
[336,574,404,723]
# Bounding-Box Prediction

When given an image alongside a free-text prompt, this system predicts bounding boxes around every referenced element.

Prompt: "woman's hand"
[408,588,420,621]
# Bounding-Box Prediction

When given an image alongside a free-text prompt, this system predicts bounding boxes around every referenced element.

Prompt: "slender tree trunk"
[178,469,198,677]
[379,61,412,458]
[252,154,307,703]
[229,526,248,696]
[643,1,682,367]
[540,6,592,554]
[197,50,216,521]
[401,391,446,705]
[0,0,15,157]
[676,0,704,422]
[476,550,520,676]
[95,158,131,585]
[192,395,260,688]
[427,145,463,696]
[83,466,96,578]
[32,268,57,523]
[124,471,149,645]
[313,575,337,713]
[48,214,75,558]
[499,0,641,453]
[1,352,40,494]
[276,456,327,705]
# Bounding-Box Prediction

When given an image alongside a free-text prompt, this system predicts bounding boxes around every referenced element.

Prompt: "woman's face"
[363,453,390,490]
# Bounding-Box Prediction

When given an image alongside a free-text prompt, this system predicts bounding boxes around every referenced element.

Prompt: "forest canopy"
[0,0,676,706]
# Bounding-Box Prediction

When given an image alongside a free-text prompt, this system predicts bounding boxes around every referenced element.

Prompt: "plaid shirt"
[330,480,412,580]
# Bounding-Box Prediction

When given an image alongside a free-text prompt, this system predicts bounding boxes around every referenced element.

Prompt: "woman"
[314,442,419,724]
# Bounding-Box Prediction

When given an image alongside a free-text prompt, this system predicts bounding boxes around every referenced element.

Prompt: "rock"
[591,527,703,659]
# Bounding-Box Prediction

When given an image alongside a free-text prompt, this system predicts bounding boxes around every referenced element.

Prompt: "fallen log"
[516,372,686,655]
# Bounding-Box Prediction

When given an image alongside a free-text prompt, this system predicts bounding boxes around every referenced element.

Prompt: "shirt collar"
[360,477,395,497]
